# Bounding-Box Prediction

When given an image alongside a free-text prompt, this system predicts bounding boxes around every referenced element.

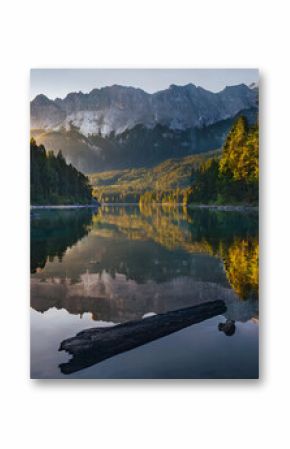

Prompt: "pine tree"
[31,139,92,205]
[188,117,259,204]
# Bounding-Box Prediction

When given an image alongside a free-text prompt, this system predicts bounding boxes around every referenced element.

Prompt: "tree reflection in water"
[93,205,259,300]
[31,205,259,377]
[31,204,258,303]
[30,208,94,273]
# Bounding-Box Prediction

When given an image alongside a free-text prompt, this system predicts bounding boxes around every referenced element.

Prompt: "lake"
[30,205,259,379]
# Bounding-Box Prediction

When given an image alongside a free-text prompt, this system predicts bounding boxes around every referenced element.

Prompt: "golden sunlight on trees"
[92,206,259,300]
[221,239,259,299]
[189,116,259,204]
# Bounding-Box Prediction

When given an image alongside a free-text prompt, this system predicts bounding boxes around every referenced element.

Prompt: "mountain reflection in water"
[31,205,258,324]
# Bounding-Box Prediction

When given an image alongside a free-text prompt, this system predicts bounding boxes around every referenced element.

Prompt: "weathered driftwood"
[59,300,226,374]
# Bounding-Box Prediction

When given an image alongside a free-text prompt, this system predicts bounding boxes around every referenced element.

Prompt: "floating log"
[59,300,226,374]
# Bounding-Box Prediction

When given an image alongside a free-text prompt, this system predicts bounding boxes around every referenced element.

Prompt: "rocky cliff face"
[31,83,258,136]
[31,94,66,128]
[30,107,257,173]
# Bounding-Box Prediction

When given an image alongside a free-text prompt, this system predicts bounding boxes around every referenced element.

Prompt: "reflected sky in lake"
[30,205,259,378]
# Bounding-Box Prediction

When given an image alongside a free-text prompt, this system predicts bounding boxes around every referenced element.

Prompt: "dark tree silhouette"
[31,138,92,205]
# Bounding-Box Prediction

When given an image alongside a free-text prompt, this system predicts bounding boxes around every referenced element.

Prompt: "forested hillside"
[188,117,259,204]
[30,116,258,206]
[90,116,258,206]
[89,150,219,203]
[30,138,92,205]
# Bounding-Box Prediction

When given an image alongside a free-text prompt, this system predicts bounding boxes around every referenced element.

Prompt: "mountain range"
[30,83,258,173]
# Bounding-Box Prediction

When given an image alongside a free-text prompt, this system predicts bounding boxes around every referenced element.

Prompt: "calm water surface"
[30,205,259,378]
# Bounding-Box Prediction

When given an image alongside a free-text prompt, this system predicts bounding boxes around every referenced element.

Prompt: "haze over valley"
[31,82,258,173]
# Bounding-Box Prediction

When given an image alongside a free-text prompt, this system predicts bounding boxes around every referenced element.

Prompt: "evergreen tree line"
[31,138,92,205]
[98,189,189,205]
[188,117,259,204]
[139,189,189,206]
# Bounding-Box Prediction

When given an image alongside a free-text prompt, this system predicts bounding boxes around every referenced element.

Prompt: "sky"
[30,68,259,100]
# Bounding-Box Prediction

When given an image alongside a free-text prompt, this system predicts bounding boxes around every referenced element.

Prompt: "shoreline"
[31,204,99,209]
[187,204,258,212]
[31,203,258,212]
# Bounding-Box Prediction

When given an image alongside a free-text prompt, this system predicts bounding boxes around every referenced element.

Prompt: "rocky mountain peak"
[31,83,258,136]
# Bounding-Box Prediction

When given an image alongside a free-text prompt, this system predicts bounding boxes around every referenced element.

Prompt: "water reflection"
[31,209,93,273]
[31,205,258,324]
[94,205,259,300]
[59,300,228,375]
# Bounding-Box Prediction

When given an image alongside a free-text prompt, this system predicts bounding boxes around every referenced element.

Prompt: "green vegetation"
[30,126,106,174]
[32,116,257,207]
[90,116,258,207]
[188,117,259,204]
[31,138,92,205]
[90,150,220,204]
